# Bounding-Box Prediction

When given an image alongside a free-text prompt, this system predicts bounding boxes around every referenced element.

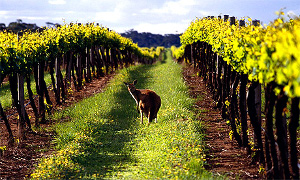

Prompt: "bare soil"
[0,74,113,179]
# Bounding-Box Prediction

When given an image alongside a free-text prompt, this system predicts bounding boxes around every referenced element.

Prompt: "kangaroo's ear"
[124,82,128,86]
[133,80,137,85]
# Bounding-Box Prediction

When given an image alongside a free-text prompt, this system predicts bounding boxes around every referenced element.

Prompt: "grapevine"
[0,23,163,145]
[174,14,300,97]
[172,12,300,179]
[0,23,160,78]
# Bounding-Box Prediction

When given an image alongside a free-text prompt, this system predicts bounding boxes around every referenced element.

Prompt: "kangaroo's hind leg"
[154,106,160,123]
[140,110,143,124]
[147,108,152,124]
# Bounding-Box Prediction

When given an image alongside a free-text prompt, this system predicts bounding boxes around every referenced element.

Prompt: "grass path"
[31,50,219,179]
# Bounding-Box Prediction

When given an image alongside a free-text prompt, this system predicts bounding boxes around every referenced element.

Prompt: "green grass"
[31,50,222,179]
[0,81,11,108]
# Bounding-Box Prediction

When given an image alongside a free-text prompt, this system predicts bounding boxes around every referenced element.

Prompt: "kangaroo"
[124,80,161,124]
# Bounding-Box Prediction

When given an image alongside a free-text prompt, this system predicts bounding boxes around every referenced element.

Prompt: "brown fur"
[124,80,161,124]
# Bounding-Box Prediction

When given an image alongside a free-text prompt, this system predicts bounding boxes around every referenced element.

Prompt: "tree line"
[121,29,180,48]
[0,19,42,33]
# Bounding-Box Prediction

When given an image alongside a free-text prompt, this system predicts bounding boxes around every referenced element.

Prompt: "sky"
[0,0,300,34]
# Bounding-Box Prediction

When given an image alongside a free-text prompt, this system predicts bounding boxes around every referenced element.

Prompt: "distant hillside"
[121,29,181,48]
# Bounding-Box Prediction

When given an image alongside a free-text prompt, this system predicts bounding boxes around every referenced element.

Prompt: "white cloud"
[1,0,300,34]
[0,11,9,15]
[95,11,121,23]
[141,0,197,15]
[287,10,299,19]
[19,16,49,21]
[48,0,66,5]
[94,0,130,23]
[197,10,212,17]
[133,22,189,34]
[0,11,11,20]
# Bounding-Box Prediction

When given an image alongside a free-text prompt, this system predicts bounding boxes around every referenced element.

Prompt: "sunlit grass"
[116,50,218,179]
[31,50,223,179]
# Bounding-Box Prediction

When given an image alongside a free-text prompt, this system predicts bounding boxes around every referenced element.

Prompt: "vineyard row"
[0,23,164,147]
[172,13,299,179]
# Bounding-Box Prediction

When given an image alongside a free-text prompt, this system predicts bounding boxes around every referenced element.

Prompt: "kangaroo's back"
[139,90,161,122]
[124,80,161,124]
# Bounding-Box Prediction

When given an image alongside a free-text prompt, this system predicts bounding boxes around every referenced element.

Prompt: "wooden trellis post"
[86,47,91,82]
[76,53,82,90]
[55,56,63,104]
[17,73,26,141]
[289,97,299,179]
